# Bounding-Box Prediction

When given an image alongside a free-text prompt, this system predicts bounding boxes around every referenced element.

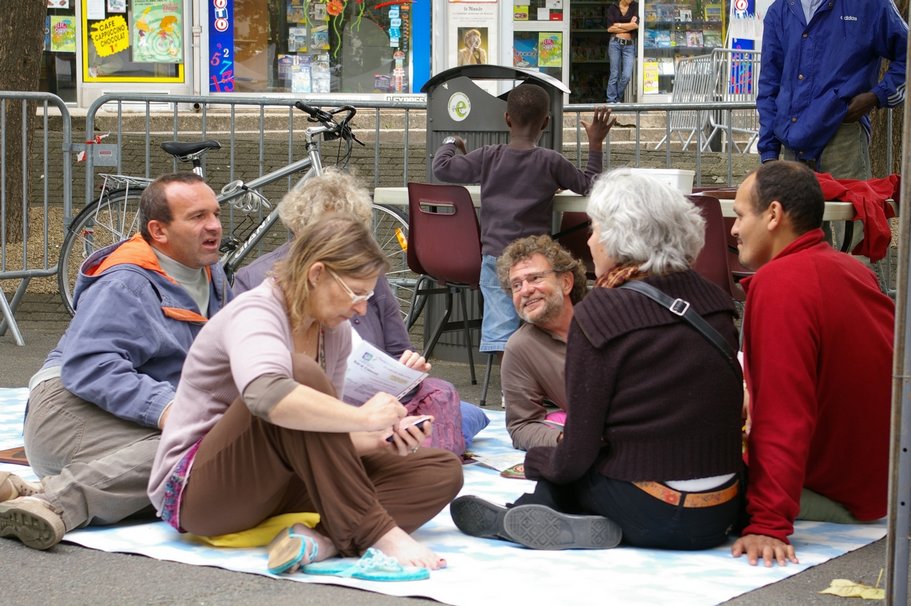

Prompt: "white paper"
[87,0,106,20]
[537,8,550,20]
[342,339,428,405]
[546,0,563,9]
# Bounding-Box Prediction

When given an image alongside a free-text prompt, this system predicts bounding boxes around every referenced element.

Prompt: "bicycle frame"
[215,123,330,277]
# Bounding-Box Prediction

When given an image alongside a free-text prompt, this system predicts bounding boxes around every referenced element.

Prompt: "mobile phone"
[385,415,432,442]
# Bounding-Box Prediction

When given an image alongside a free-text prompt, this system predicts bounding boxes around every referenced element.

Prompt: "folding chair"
[405,183,490,395]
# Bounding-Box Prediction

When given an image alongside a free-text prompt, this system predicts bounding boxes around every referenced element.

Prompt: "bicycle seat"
[160,140,222,159]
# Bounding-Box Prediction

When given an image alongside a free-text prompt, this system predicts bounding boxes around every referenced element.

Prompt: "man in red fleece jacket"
[730,160,894,567]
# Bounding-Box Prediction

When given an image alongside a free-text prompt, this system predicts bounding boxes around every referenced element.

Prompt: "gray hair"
[278,168,372,234]
[587,168,705,274]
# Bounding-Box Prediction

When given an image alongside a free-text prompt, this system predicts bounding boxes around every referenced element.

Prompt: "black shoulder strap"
[619,280,741,376]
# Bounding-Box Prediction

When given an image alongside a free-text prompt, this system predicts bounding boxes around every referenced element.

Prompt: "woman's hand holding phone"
[386,415,434,456]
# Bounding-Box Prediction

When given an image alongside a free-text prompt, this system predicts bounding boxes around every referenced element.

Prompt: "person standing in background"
[605,1,639,104]
[757,0,906,179]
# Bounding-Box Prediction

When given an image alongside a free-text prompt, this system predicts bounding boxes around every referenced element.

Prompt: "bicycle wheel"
[370,203,417,322]
[58,189,144,315]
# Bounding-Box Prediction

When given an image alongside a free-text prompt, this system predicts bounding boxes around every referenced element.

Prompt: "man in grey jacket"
[497,235,588,451]
[0,173,230,550]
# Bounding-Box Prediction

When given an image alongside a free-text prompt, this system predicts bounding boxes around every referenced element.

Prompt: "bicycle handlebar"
[294,101,363,146]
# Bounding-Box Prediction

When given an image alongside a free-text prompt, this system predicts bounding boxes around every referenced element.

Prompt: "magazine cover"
[686,30,704,47]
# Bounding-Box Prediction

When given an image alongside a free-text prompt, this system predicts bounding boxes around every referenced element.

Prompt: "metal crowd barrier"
[0,92,73,346]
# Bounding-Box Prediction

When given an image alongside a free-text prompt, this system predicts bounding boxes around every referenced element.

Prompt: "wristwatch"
[442,136,458,145]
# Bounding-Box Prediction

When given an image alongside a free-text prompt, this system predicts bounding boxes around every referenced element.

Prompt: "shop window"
[43,1,78,102]
[82,0,184,83]
[211,0,414,94]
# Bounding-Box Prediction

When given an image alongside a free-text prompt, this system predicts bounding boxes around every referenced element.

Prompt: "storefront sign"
[208,0,236,92]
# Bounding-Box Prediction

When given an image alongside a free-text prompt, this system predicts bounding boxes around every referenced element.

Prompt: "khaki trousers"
[24,377,161,531]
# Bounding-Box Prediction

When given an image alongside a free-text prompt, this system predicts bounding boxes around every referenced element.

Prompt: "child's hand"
[581,107,616,149]
[450,136,468,154]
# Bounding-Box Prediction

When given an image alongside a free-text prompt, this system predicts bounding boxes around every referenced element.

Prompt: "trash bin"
[416,65,571,366]
[421,64,572,181]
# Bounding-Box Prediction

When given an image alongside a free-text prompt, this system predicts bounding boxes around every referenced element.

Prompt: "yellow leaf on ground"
[819,579,885,600]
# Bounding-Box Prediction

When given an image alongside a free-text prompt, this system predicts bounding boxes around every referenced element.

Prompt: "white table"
[373,186,861,221]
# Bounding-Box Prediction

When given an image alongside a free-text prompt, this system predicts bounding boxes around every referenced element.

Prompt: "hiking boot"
[0,496,65,550]
[502,504,622,550]
[449,495,508,539]
[0,471,42,502]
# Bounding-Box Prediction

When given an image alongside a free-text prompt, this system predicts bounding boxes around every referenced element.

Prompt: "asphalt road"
[0,317,903,605]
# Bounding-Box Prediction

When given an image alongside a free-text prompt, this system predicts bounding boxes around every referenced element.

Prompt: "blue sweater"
[757,0,907,163]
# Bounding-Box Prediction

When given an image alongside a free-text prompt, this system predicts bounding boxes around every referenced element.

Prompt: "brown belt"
[633,480,739,508]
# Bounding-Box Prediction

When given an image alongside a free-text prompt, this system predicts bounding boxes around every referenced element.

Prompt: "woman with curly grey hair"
[451,169,743,551]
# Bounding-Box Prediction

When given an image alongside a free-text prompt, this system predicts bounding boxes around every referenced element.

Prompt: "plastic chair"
[405,182,486,387]
[688,193,745,302]
[553,211,595,280]
[696,187,755,283]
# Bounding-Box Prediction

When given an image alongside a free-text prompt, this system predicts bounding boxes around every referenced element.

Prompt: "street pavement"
[0,317,902,605]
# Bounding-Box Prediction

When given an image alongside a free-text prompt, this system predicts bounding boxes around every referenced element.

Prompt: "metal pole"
[885,7,911,602]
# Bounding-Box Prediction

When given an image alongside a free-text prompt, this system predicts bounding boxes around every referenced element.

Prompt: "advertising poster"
[447,2,497,70]
[537,32,562,67]
[50,16,77,53]
[513,34,538,68]
[730,37,755,94]
[89,15,130,57]
[131,0,183,63]
[209,0,235,92]
[643,60,659,94]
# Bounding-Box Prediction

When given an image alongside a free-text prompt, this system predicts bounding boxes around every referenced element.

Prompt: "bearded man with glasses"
[495,235,588,451]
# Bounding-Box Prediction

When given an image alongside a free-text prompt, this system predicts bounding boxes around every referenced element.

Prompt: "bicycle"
[58,102,415,319]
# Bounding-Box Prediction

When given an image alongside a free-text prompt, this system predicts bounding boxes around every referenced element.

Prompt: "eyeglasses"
[509,270,556,293]
[326,269,374,304]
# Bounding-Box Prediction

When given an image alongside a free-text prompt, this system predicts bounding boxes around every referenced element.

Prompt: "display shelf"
[642,0,726,96]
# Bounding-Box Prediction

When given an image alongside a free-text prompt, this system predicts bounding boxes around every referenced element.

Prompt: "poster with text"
[448,2,497,69]
[448,2,498,94]
[131,0,183,64]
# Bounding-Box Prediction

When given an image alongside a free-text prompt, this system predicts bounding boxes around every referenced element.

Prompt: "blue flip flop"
[267,527,319,575]
[301,547,430,582]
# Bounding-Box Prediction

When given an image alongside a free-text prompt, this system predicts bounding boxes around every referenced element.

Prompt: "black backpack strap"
[619,280,741,376]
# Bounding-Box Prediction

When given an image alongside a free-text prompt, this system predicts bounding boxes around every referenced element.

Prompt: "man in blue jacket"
[758,0,907,179]
[0,173,230,550]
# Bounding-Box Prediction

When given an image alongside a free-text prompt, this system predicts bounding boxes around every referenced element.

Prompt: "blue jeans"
[479,255,519,352]
[606,38,636,103]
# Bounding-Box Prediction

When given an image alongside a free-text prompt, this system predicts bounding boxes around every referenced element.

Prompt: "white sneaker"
[0,471,42,502]
[0,496,66,550]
